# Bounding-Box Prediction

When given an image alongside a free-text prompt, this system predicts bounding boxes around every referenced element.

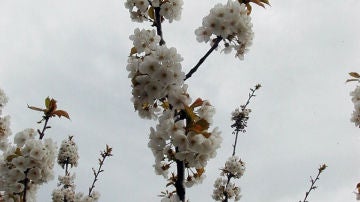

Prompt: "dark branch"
[175,150,185,201]
[154,7,165,45]
[184,36,222,81]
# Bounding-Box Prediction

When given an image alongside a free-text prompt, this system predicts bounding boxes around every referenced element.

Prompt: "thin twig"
[300,164,327,202]
[184,36,222,81]
[38,116,50,139]
[88,145,113,197]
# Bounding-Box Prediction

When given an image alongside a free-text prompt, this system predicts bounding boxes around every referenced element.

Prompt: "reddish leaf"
[201,132,211,138]
[190,98,204,109]
[189,119,210,133]
[52,110,70,119]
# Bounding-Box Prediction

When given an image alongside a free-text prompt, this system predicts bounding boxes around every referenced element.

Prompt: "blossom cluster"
[52,136,101,202]
[148,99,222,187]
[57,136,79,169]
[350,85,360,127]
[0,127,57,201]
[195,0,254,60]
[125,0,183,23]
[0,88,11,151]
[127,28,190,119]
[212,156,245,201]
[231,107,251,133]
[212,177,241,201]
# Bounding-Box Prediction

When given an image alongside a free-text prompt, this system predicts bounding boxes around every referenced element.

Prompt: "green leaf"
[148,6,155,20]
[45,97,51,109]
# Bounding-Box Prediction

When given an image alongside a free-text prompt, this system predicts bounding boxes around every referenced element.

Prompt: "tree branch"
[154,7,165,45]
[184,36,222,81]
[175,158,185,201]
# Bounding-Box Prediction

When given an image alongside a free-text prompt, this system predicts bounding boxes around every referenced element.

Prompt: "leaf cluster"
[28,97,70,123]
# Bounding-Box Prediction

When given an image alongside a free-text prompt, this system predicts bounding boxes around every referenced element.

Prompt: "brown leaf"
[261,0,270,5]
[130,47,137,56]
[349,72,360,78]
[250,0,265,8]
[189,119,210,133]
[28,105,46,112]
[184,105,198,123]
[196,167,205,177]
[52,110,70,119]
[47,98,58,112]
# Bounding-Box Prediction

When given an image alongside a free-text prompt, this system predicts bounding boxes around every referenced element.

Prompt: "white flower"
[57,137,79,168]
[11,156,27,171]
[14,128,35,147]
[194,27,212,43]
[0,87,8,111]
[351,102,360,127]
[0,115,11,142]
[130,28,161,54]
[28,167,42,182]
[160,0,183,23]
[30,146,45,161]
[195,0,254,60]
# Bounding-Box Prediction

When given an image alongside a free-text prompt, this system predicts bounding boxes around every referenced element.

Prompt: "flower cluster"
[212,177,241,201]
[0,88,11,152]
[231,107,251,133]
[148,99,222,187]
[53,136,101,202]
[0,128,57,201]
[127,28,190,119]
[195,0,254,59]
[57,136,79,169]
[125,0,183,23]
[350,85,360,127]
[212,156,244,201]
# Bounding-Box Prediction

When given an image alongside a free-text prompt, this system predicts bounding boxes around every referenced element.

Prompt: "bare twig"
[88,145,113,197]
[300,164,327,202]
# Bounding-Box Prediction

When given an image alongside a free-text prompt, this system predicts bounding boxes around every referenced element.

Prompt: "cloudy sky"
[1,0,360,201]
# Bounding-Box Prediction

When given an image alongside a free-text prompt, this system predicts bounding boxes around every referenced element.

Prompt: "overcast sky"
[1,0,360,201]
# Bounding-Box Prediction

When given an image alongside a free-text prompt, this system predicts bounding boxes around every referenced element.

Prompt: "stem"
[300,164,327,202]
[88,146,112,197]
[184,36,222,81]
[38,116,50,139]
[154,7,165,45]
[22,170,29,202]
[232,131,240,156]
[175,158,186,201]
